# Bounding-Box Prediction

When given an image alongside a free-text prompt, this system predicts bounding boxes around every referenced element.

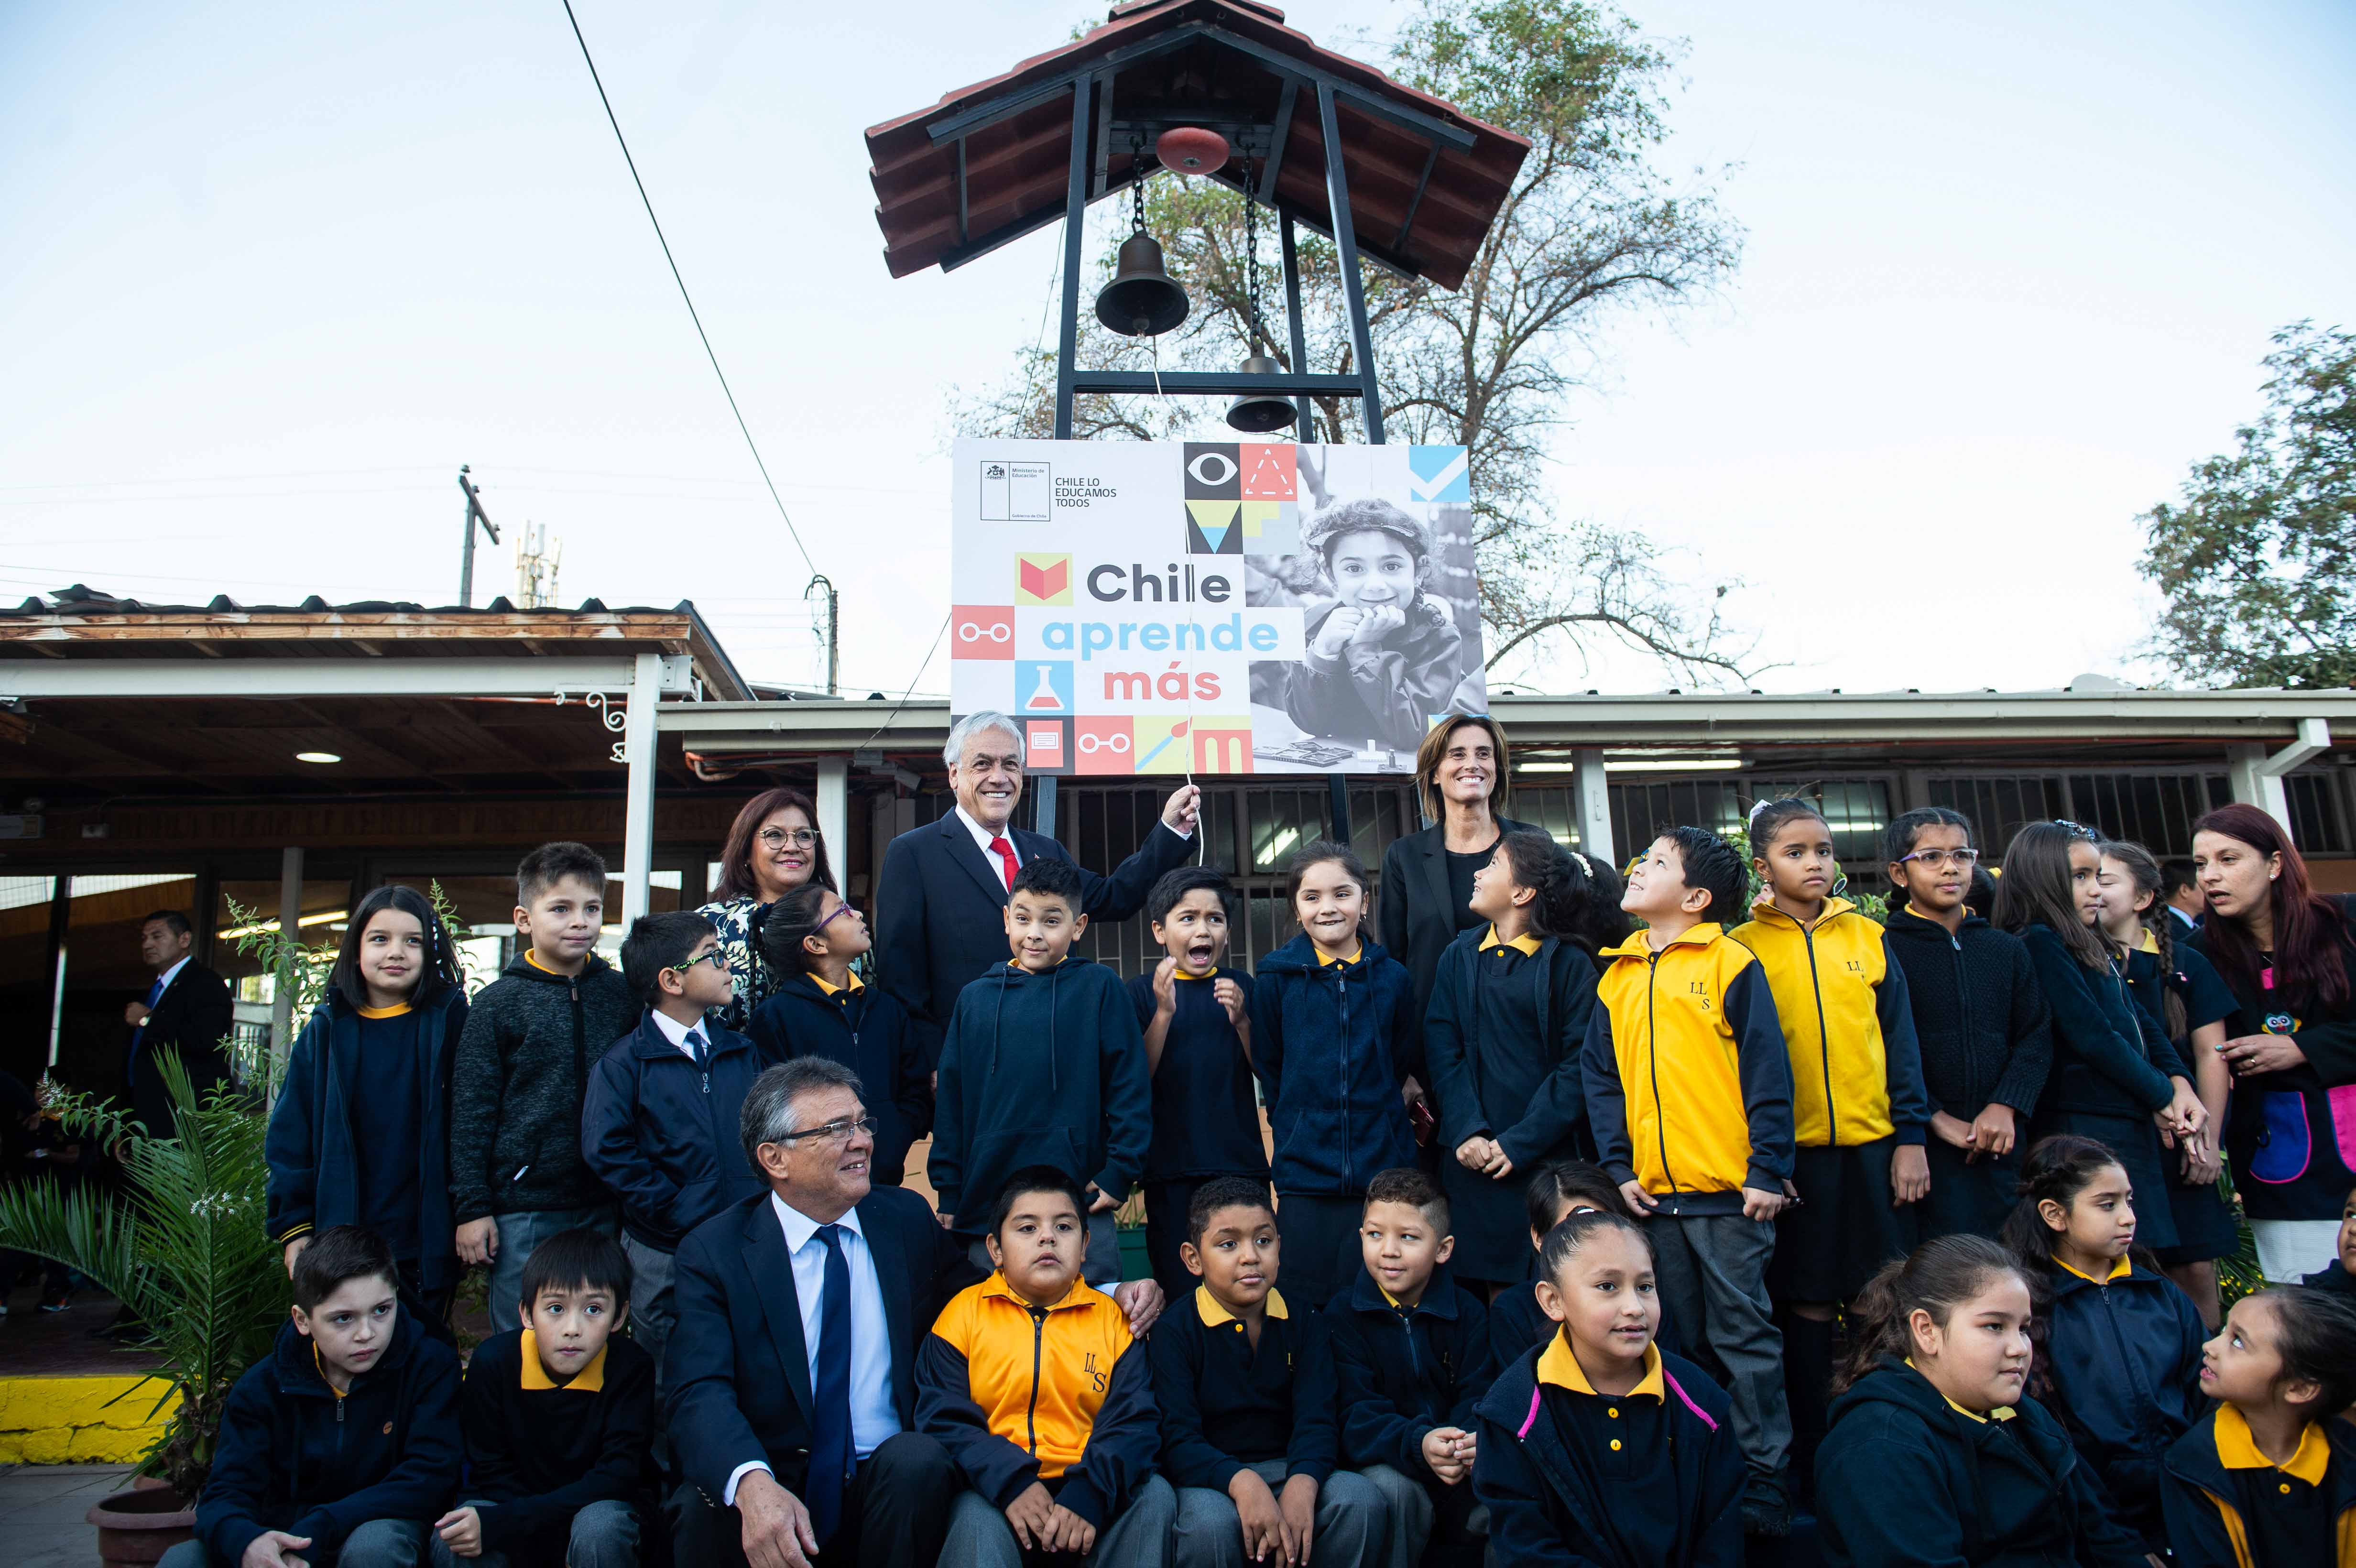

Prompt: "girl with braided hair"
[1423,829,1610,1291]
[2096,838,2239,1326]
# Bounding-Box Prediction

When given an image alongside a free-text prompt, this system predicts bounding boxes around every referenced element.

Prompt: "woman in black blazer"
[1377,715,1535,1080]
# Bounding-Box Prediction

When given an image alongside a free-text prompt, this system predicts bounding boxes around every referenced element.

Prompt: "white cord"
[1152,336,1209,866]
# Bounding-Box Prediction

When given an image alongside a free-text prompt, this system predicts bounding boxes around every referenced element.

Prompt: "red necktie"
[988,835,1018,892]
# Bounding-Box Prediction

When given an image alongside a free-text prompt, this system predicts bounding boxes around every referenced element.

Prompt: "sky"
[1,0,2350,697]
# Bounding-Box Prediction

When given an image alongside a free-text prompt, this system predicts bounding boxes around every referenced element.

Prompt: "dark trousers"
[669,1430,957,1568]
[396,1258,456,1347]
[1275,1193,1365,1314]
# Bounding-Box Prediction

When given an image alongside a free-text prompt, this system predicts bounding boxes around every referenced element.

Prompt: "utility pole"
[805,574,839,697]
[457,465,501,607]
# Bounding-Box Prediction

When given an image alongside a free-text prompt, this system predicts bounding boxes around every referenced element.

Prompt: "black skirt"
[2157,1169,2239,1266]
[1769,1140,1920,1303]
[1916,1135,2023,1242]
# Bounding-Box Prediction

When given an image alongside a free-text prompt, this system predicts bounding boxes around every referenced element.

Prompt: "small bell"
[1225,353,1297,433]
[1095,232,1190,337]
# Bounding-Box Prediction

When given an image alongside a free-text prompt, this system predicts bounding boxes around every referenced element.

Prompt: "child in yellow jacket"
[1729,797,1934,1508]
[916,1166,1175,1565]
[1580,826,1798,1537]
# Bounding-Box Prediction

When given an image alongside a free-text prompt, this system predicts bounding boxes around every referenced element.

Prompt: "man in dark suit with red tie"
[874,711,1200,1068]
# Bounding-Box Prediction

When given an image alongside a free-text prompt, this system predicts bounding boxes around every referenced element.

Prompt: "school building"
[3,589,2351,1100]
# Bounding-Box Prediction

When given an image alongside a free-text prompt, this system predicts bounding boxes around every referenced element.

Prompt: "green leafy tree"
[955,0,1754,685]
[2139,321,2356,688]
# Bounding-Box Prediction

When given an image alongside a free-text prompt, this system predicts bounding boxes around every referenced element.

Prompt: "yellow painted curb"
[0,1374,178,1463]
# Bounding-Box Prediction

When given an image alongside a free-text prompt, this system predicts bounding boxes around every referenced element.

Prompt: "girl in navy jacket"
[1816,1233,2149,1568]
[1249,840,1419,1311]
[1474,1209,1744,1568]
[749,883,932,1184]
[265,884,469,1329]
[1424,830,1603,1290]
[1995,821,2206,1254]
[2161,1285,2356,1567]
[2001,1133,2205,1551]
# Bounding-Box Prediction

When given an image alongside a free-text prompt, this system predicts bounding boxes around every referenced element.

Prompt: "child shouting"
[1149,1176,1386,1568]
[1580,827,1798,1535]
[1133,868,1268,1302]
[1473,1210,1744,1568]
[918,1167,1175,1565]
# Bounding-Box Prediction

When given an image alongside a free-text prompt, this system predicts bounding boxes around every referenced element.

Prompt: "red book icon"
[1018,557,1068,601]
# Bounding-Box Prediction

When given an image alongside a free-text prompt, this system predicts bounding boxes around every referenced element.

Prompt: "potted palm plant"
[0,896,348,1565]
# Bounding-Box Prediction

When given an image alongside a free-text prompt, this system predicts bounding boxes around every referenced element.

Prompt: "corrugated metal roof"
[864,0,1529,291]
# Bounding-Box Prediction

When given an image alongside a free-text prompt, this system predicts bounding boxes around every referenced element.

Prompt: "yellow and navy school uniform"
[1146,1286,1337,1490]
[1473,1333,1745,1568]
[1728,898,1932,1302]
[2162,1404,2356,1567]
[2038,1251,2206,1550]
[2122,930,2241,1266]
[456,1327,657,1562]
[914,1270,1160,1531]
[1577,926,1795,1215]
[1422,924,1603,1283]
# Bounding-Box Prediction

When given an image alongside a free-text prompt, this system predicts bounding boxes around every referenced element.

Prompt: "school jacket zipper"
[1335,964,1352,1183]
[1948,927,1979,1110]
[1645,951,1679,1197]
[1801,925,1837,1145]
[1025,1303,1048,1456]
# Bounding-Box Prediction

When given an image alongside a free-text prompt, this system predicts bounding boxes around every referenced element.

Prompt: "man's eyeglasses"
[758,827,819,849]
[1898,848,1981,871]
[667,948,729,976]
[773,1115,878,1147]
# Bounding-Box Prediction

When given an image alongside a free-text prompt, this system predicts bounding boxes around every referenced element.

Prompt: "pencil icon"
[1137,720,1192,770]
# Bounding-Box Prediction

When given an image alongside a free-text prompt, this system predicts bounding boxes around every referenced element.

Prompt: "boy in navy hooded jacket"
[173,1227,461,1568]
[930,855,1152,1285]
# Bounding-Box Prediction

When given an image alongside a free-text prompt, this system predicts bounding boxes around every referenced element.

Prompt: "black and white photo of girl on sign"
[1244,443,1490,772]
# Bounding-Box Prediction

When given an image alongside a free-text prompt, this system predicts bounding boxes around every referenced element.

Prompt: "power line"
[558,0,818,580]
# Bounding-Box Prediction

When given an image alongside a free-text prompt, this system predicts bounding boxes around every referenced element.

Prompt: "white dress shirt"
[153,955,192,997]
[646,1007,707,1061]
[722,1193,901,1506]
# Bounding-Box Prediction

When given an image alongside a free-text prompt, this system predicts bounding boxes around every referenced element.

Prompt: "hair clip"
[1746,799,1772,826]
[1569,851,1592,877]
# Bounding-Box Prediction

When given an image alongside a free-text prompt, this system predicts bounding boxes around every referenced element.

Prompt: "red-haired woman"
[698,785,839,1032]
[2186,802,2356,1281]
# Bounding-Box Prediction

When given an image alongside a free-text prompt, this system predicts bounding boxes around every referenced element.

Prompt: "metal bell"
[1225,353,1297,433]
[1095,232,1190,337]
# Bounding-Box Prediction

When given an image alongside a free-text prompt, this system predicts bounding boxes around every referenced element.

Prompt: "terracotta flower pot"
[87,1482,196,1568]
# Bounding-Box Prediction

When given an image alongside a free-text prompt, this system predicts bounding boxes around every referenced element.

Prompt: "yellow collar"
[312,1344,348,1399]
[1906,1359,2014,1422]
[354,1002,413,1020]
[2215,1404,2331,1484]
[1603,923,1724,960]
[524,949,584,977]
[811,972,864,995]
[1195,1285,1289,1327]
[1479,926,1542,957]
[1316,944,1363,967]
[1007,956,1069,971]
[1174,966,1221,980]
[519,1329,607,1392]
[1537,1330,1663,1400]
[2138,928,2161,955]
[2054,1253,2133,1285]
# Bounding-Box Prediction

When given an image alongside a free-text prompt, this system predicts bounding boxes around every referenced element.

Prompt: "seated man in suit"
[123,909,236,1140]
[666,1057,972,1568]
[875,709,1200,1068]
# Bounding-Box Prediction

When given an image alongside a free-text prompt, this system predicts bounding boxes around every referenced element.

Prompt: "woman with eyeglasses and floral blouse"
[1881,807,2058,1240]
[698,786,840,1033]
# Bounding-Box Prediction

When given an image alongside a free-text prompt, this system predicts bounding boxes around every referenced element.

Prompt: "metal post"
[457,466,501,608]
[1574,748,1614,866]
[1328,775,1352,848]
[620,652,662,928]
[1317,82,1385,444]
[807,575,839,697]
[44,875,70,1069]
[1280,213,1312,439]
[815,756,849,887]
[1052,75,1095,440]
[273,846,303,1060]
[1035,774,1058,842]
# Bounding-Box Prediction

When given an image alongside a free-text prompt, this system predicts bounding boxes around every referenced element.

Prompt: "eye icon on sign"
[950,606,1015,660]
[1188,451,1236,488]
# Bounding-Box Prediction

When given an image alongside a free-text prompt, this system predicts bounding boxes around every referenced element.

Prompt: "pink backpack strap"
[1663,1370,1719,1432]
[1517,1385,1543,1439]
